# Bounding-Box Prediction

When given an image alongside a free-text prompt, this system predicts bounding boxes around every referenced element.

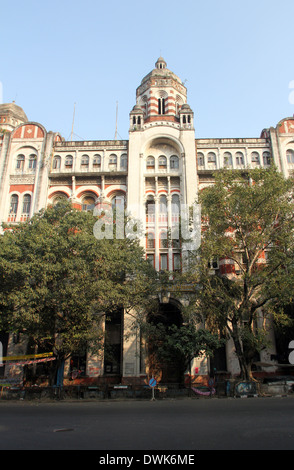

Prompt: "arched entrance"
[147,300,186,384]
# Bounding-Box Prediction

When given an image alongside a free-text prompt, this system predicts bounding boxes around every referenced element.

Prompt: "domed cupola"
[0,102,28,132]
[179,103,194,129]
[131,57,189,127]
[155,56,167,70]
[129,104,144,131]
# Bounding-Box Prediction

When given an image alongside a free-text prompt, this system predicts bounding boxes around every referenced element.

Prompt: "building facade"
[1,58,294,385]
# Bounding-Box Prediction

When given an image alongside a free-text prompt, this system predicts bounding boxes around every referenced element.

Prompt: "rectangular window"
[158,98,166,115]
[173,253,181,272]
[158,99,161,115]
[160,254,168,271]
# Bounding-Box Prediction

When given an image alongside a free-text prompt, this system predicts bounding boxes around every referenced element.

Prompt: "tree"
[186,167,294,381]
[142,320,224,383]
[0,202,156,384]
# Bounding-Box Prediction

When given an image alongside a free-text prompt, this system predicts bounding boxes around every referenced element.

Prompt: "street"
[0,397,293,451]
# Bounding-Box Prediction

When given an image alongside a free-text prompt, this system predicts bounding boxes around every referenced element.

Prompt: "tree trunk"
[231,320,254,381]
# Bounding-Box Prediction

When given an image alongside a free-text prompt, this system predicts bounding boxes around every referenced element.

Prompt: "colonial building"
[1,57,294,385]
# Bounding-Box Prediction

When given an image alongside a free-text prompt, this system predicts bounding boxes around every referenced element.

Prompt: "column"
[167,176,173,271]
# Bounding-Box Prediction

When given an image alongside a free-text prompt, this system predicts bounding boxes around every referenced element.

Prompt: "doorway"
[147,301,185,383]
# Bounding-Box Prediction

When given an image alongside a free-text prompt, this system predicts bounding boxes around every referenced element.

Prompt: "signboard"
[235,381,257,397]
[149,377,157,401]
[149,378,157,388]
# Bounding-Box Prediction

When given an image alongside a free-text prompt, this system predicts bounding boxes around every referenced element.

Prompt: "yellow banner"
[1,352,53,362]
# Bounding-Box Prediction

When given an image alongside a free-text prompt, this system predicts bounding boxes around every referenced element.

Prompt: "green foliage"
[188,167,294,379]
[141,318,224,376]
[0,202,156,367]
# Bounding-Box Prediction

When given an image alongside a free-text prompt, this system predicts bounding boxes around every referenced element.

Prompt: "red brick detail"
[12,127,22,138]
[144,115,179,123]
[37,126,45,138]
[10,184,34,193]
[23,125,36,139]
[278,119,294,134]
[72,203,82,210]
[12,124,45,139]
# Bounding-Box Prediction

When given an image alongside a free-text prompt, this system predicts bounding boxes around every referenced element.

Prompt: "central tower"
[132,56,188,126]
[127,57,198,271]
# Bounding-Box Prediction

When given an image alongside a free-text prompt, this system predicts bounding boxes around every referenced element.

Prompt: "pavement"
[0,396,293,451]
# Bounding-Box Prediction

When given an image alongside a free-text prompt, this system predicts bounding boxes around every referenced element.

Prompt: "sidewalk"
[0,378,293,401]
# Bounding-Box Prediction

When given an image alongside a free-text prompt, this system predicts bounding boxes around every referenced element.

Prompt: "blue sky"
[1,0,294,141]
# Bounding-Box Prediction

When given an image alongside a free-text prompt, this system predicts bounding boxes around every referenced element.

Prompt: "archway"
[147,301,185,384]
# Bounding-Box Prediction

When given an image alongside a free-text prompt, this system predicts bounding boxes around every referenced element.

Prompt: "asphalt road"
[0,397,293,452]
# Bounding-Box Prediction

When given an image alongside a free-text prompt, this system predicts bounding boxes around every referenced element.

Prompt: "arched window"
[109,154,117,170]
[223,152,232,167]
[140,95,148,117]
[52,193,68,205]
[263,151,271,166]
[16,154,25,170]
[171,194,180,241]
[82,195,96,212]
[146,196,155,222]
[22,194,31,214]
[170,155,179,169]
[158,98,166,115]
[235,152,244,167]
[158,155,167,169]
[93,154,101,168]
[53,156,61,170]
[111,194,125,210]
[197,153,205,167]
[10,194,18,214]
[120,154,128,170]
[29,154,37,170]
[207,152,217,168]
[65,155,73,168]
[81,154,89,168]
[159,195,167,213]
[251,152,260,167]
[172,194,180,213]
[146,232,155,249]
[146,156,155,170]
[176,96,183,115]
[286,149,294,164]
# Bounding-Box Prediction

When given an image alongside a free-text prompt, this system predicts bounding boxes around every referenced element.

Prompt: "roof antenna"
[70,103,76,141]
[114,101,118,140]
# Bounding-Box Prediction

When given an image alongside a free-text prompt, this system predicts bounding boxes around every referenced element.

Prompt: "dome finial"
[155,56,167,70]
